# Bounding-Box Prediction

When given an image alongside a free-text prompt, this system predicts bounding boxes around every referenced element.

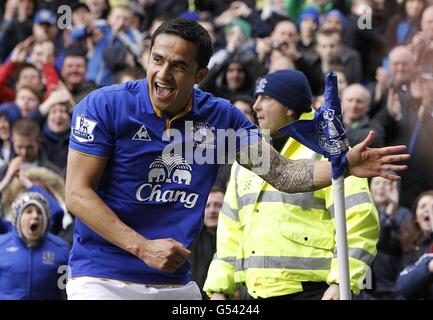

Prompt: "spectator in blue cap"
[297,7,320,28]
[33,9,58,42]
[254,69,313,118]
[297,7,320,53]
[34,9,56,25]
[321,9,347,36]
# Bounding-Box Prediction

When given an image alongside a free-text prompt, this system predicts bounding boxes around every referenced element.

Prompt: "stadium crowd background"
[0,0,432,300]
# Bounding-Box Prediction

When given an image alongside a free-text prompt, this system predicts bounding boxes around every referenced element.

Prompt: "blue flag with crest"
[279,71,350,179]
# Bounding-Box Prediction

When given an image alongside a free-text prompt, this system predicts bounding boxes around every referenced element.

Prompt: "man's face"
[316,34,340,63]
[370,176,392,206]
[17,68,42,92]
[147,33,208,115]
[12,134,39,162]
[341,86,369,123]
[300,17,318,36]
[61,56,87,87]
[271,21,298,46]
[19,204,44,242]
[204,191,224,229]
[15,88,40,118]
[253,95,292,136]
[321,16,344,34]
[389,49,415,85]
[234,100,254,122]
[226,62,246,91]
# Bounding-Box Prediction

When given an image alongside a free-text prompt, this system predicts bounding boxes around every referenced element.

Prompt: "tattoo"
[236,139,317,193]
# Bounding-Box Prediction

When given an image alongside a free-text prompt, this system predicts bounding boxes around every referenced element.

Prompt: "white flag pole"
[332,175,351,300]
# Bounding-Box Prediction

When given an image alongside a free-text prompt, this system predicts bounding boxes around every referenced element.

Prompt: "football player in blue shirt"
[65,18,409,299]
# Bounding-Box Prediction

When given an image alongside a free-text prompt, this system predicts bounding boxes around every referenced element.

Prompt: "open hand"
[347,131,410,181]
[11,36,36,63]
[4,0,19,21]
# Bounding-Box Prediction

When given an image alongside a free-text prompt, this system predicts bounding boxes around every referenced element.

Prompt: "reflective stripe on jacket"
[204,135,379,298]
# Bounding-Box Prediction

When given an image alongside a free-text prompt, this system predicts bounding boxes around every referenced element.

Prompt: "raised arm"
[65,149,190,273]
[237,131,409,194]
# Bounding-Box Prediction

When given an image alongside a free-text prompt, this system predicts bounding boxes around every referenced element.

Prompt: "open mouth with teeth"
[155,82,175,101]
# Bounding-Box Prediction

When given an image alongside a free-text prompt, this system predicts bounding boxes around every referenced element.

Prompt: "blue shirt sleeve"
[397,253,433,299]
[69,90,114,158]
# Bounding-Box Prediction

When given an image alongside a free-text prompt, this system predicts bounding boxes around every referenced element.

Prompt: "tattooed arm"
[236,132,410,194]
[236,139,331,193]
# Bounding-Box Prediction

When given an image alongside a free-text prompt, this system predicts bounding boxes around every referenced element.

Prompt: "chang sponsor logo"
[136,153,199,208]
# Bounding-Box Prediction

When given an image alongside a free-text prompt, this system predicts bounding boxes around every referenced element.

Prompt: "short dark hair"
[233,94,255,106]
[16,85,42,102]
[151,18,213,69]
[12,118,40,139]
[16,63,41,82]
[210,185,225,195]
[63,47,88,64]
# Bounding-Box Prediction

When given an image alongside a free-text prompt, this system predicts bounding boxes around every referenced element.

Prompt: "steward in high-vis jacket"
[204,70,380,300]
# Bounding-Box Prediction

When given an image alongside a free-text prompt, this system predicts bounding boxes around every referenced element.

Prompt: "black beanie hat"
[254,69,313,114]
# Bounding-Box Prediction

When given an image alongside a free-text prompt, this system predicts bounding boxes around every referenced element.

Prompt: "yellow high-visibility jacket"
[203,133,380,299]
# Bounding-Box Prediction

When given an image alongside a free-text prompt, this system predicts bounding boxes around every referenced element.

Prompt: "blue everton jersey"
[68,79,260,285]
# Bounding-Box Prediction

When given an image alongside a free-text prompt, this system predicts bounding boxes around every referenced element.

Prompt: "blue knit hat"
[322,9,347,32]
[297,7,320,28]
[178,10,200,22]
[254,70,312,114]
[11,192,50,247]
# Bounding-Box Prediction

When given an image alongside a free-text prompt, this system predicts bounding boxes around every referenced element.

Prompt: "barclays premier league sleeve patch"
[72,115,98,143]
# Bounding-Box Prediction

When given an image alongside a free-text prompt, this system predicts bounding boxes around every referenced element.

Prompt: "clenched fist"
[138,238,191,273]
